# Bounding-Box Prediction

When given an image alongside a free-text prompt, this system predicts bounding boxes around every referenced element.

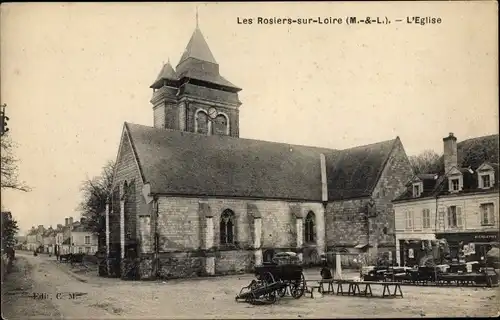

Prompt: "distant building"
[14,235,27,249]
[71,218,98,254]
[393,133,499,266]
[42,227,57,254]
[59,217,98,255]
[26,225,45,252]
[54,224,64,255]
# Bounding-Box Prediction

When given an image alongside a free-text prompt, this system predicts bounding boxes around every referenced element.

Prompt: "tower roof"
[177,26,217,66]
[150,61,177,89]
[156,61,176,80]
[150,23,240,92]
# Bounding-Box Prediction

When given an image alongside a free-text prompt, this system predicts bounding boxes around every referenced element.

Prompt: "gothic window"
[305,211,316,243]
[195,110,209,134]
[220,209,235,245]
[212,114,229,136]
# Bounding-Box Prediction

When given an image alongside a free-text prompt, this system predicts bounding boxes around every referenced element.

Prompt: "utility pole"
[0,103,9,136]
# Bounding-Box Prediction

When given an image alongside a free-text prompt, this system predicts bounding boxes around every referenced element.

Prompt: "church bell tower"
[150,15,242,137]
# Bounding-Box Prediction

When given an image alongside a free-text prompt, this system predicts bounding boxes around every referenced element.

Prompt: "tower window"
[195,110,209,134]
[213,114,229,136]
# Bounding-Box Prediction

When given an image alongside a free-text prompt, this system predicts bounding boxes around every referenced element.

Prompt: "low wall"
[157,252,203,279]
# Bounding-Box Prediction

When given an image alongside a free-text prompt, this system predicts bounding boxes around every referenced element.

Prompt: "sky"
[1,2,498,234]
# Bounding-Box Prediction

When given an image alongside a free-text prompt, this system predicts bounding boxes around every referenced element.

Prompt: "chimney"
[68,217,73,225]
[38,225,44,233]
[443,132,458,174]
[65,218,69,226]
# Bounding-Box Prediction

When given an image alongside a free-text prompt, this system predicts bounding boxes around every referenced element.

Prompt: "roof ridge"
[125,122,338,152]
[366,137,400,196]
[123,123,148,185]
[340,137,398,152]
[125,122,399,154]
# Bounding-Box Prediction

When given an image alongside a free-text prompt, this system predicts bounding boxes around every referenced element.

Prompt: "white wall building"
[393,133,499,266]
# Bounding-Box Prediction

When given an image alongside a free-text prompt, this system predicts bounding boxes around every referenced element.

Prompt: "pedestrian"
[320,256,333,280]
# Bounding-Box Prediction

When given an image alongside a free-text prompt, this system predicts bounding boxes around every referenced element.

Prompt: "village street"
[2,252,499,319]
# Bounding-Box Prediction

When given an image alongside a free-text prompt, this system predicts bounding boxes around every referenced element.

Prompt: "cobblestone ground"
[2,252,499,319]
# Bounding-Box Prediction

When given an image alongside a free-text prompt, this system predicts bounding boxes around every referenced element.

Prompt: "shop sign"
[474,234,498,241]
[437,232,498,243]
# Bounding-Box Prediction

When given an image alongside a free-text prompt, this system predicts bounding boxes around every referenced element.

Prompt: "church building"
[105,22,414,280]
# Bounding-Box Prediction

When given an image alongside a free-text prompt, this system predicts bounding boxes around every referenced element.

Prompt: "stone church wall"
[370,138,414,250]
[111,129,151,278]
[326,198,371,249]
[325,138,414,265]
[149,197,325,279]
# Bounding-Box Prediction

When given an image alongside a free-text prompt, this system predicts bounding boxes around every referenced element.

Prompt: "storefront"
[398,239,436,267]
[436,231,499,262]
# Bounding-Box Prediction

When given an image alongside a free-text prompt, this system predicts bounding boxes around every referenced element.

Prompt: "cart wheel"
[290,273,306,299]
[263,272,275,284]
[277,285,287,297]
[265,291,277,304]
[250,280,260,290]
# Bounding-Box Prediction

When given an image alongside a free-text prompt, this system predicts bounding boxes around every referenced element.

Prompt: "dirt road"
[2,252,499,319]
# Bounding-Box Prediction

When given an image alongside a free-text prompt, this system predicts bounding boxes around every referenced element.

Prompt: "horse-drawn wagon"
[235,252,306,305]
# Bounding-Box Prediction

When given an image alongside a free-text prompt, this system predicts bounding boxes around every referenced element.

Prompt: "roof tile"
[124,123,397,201]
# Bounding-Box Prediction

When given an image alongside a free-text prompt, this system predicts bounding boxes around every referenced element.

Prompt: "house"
[104,22,414,280]
[14,235,27,250]
[58,216,98,255]
[42,227,56,254]
[26,227,37,251]
[70,218,98,255]
[393,133,499,266]
[26,225,45,252]
[51,224,64,255]
[59,217,74,255]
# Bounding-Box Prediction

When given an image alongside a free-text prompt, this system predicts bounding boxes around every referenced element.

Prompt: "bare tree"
[408,149,441,174]
[77,160,115,234]
[0,135,30,192]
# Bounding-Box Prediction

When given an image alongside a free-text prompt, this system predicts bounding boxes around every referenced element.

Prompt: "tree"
[1,211,19,250]
[408,149,441,174]
[1,135,30,192]
[77,160,115,234]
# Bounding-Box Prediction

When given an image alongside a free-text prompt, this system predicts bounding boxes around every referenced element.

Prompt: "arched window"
[195,110,209,134]
[220,209,235,244]
[212,114,229,136]
[305,211,316,243]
